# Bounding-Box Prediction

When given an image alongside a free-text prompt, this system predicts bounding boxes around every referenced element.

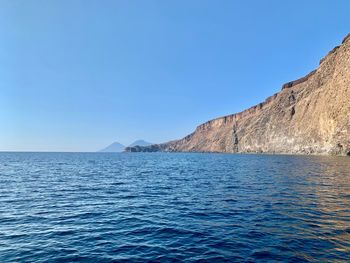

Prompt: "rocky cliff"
[126,34,350,156]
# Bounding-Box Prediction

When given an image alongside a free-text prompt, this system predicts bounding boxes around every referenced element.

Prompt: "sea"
[1,152,350,262]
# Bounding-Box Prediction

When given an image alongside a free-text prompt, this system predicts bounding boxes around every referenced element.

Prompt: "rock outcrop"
[125,34,350,156]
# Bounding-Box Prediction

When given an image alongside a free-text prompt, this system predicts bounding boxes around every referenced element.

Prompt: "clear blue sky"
[1,0,350,152]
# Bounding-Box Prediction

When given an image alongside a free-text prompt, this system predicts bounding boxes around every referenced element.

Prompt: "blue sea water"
[0,152,350,262]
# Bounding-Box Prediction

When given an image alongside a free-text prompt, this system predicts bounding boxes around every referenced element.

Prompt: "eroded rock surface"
[126,34,350,156]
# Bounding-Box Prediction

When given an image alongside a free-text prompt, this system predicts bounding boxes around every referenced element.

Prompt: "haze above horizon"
[1,0,350,152]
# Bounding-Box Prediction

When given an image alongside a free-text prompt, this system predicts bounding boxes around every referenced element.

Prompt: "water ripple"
[0,152,350,262]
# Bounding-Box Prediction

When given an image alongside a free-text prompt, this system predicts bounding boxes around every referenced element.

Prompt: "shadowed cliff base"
[125,34,350,156]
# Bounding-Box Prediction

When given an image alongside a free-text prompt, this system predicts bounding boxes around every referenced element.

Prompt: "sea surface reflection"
[0,152,349,262]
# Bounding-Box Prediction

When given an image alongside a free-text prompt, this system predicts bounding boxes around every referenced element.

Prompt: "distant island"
[126,34,350,156]
[99,140,153,152]
[128,140,153,148]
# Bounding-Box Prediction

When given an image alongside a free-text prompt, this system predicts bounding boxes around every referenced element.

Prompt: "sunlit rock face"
[126,34,350,156]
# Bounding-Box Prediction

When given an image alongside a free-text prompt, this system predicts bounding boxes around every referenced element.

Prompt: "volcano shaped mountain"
[99,142,125,152]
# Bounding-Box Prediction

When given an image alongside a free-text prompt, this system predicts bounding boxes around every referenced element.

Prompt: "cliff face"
[126,34,350,156]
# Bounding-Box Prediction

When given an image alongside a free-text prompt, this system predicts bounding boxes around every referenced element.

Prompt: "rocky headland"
[126,34,350,156]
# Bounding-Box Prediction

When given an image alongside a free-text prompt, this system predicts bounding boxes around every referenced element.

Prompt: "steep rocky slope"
[126,34,350,156]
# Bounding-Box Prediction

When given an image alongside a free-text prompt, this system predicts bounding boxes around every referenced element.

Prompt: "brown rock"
[128,34,350,156]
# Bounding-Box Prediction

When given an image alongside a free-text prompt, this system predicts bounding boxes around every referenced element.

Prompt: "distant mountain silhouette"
[98,140,153,152]
[128,140,153,147]
[99,142,125,152]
